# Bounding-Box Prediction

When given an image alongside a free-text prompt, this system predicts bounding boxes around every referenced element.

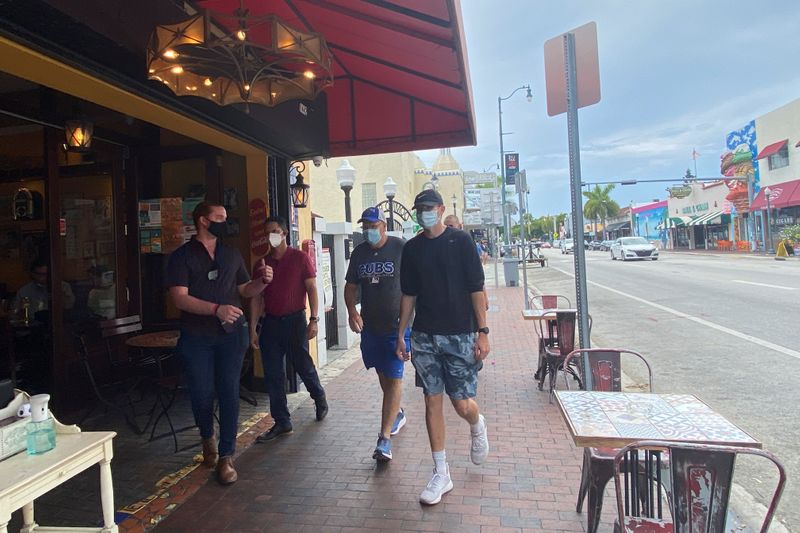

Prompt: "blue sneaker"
[390,408,407,436]
[373,435,392,461]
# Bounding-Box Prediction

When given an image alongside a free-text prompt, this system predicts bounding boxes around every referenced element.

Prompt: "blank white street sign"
[544,21,601,117]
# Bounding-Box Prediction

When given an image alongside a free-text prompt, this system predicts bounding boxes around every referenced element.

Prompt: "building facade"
[751,98,800,250]
[665,182,731,250]
[632,200,668,248]
[310,149,465,229]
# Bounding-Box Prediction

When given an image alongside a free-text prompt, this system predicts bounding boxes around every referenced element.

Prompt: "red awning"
[750,179,800,210]
[199,0,476,157]
[754,139,788,160]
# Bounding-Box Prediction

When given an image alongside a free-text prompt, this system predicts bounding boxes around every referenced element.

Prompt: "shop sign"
[682,202,709,215]
[775,216,795,225]
[320,248,334,307]
[464,172,496,187]
[249,198,269,257]
[504,153,519,186]
[669,185,692,198]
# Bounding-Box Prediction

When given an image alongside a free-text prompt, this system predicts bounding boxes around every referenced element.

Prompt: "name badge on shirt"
[208,269,219,281]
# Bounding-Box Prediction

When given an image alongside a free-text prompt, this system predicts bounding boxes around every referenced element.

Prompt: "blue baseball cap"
[357,207,386,224]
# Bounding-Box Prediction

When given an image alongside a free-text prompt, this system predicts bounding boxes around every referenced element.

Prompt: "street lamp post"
[383,177,397,231]
[764,186,775,254]
[498,84,532,244]
[336,159,355,223]
[451,193,457,216]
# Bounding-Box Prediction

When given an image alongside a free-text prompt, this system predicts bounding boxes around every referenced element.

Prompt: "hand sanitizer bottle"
[27,394,56,455]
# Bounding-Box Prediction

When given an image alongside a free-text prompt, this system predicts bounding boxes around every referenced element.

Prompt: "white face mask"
[269,233,284,247]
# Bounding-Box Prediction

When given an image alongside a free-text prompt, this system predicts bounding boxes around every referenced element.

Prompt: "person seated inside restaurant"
[12,258,75,321]
[87,266,116,320]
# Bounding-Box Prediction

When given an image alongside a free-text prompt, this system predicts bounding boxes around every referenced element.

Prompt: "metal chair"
[541,310,581,402]
[538,309,592,401]
[527,293,571,388]
[613,441,786,533]
[75,316,146,433]
[76,316,177,440]
[563,348,654,533]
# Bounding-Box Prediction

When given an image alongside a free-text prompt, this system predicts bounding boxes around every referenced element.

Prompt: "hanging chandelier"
[146,2,333,110]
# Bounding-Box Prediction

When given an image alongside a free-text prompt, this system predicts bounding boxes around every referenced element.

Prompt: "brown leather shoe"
[201,437,218,468]
[216,456,238,485]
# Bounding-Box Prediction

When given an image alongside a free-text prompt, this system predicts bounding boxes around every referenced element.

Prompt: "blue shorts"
[361,328,410,379]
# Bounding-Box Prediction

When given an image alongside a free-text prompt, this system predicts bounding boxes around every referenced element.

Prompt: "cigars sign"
[249,198,269,256]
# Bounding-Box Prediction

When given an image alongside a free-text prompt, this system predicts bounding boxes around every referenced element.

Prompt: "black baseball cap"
[413,189,443,209]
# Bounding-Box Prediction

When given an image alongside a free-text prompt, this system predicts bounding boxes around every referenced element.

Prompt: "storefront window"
[60,175,117,321]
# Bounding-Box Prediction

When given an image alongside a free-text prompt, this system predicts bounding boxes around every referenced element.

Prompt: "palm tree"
[583,185,620,240]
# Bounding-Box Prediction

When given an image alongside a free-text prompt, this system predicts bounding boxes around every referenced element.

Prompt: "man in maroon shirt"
[250,216,328,442]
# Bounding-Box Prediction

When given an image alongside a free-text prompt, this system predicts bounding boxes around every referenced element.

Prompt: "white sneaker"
[470,414,489,465]
[419,465,454,505]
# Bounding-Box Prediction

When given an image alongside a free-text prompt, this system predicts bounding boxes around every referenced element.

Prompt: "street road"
[530,249,799,531]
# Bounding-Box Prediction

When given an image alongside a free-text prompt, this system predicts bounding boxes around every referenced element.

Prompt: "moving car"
[589,240,603,251]
[560,238,574,254]
[610,237,659,261]
[599,240,614,251]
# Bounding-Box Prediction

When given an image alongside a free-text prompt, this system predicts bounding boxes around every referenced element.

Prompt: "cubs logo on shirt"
[358,261,396,278]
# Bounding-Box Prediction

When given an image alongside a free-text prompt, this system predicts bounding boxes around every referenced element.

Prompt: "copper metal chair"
[563,348,653,533]
[527,294,571,389]
[612,441,786,533]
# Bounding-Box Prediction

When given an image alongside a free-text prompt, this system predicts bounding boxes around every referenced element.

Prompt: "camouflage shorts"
[410,331,482,400]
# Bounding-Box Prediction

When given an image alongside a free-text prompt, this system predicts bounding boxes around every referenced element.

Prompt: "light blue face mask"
[418,210,439,229]
[365,228,382,245]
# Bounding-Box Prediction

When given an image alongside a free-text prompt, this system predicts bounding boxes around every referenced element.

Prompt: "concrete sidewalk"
[151,283,611,532]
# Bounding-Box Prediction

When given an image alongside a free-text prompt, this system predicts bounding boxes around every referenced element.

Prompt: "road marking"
[551,266,800,361]
[732,280,797,291]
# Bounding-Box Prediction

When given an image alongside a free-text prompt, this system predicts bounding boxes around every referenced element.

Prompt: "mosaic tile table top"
[555,391,760,449]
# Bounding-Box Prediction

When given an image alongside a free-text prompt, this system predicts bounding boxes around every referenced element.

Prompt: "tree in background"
[582,185,620,240]
[512,213,567,240]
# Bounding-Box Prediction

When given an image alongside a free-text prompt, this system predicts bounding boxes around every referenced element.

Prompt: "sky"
[416,0,800,217]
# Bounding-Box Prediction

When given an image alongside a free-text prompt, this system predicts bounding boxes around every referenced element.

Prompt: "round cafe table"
[125,330,180,349]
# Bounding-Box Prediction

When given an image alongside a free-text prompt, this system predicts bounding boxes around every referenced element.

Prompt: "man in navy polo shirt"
[166,202,273,485]
[345,207,409,462]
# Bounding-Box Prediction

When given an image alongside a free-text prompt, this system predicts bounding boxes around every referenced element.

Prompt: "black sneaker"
[315,397,329,421]
[256,424,293,443]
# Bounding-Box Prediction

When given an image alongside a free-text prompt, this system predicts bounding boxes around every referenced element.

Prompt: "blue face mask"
[365,228,382,246]
[418,210,439,229]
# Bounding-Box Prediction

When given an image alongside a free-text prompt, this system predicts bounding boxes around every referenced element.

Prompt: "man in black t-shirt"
[166,202,272,485]
[396,189,490,505]
[345,207,409,463]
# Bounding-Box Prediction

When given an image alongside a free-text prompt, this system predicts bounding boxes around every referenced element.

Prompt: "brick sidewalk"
[153,285,614,532]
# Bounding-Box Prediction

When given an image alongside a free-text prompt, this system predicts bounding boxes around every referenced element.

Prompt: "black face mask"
[207,220,227,238]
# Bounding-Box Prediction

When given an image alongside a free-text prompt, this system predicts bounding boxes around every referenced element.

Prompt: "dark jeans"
[259,312,325,426]
[178,325,247,457]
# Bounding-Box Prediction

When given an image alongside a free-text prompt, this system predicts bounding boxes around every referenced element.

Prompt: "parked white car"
[560,238,574,254]
[610,237,659,261]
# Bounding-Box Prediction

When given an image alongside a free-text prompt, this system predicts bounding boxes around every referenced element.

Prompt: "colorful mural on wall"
[723,120,759,195]
[632,201,668,245]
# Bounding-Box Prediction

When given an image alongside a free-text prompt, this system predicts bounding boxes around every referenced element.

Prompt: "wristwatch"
[309,316,319,322]
[478,327,490,335]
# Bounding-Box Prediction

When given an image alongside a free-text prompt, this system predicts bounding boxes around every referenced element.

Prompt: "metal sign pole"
[564,32,592,359]
[518,170,530,309]
[490,193,499,288]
